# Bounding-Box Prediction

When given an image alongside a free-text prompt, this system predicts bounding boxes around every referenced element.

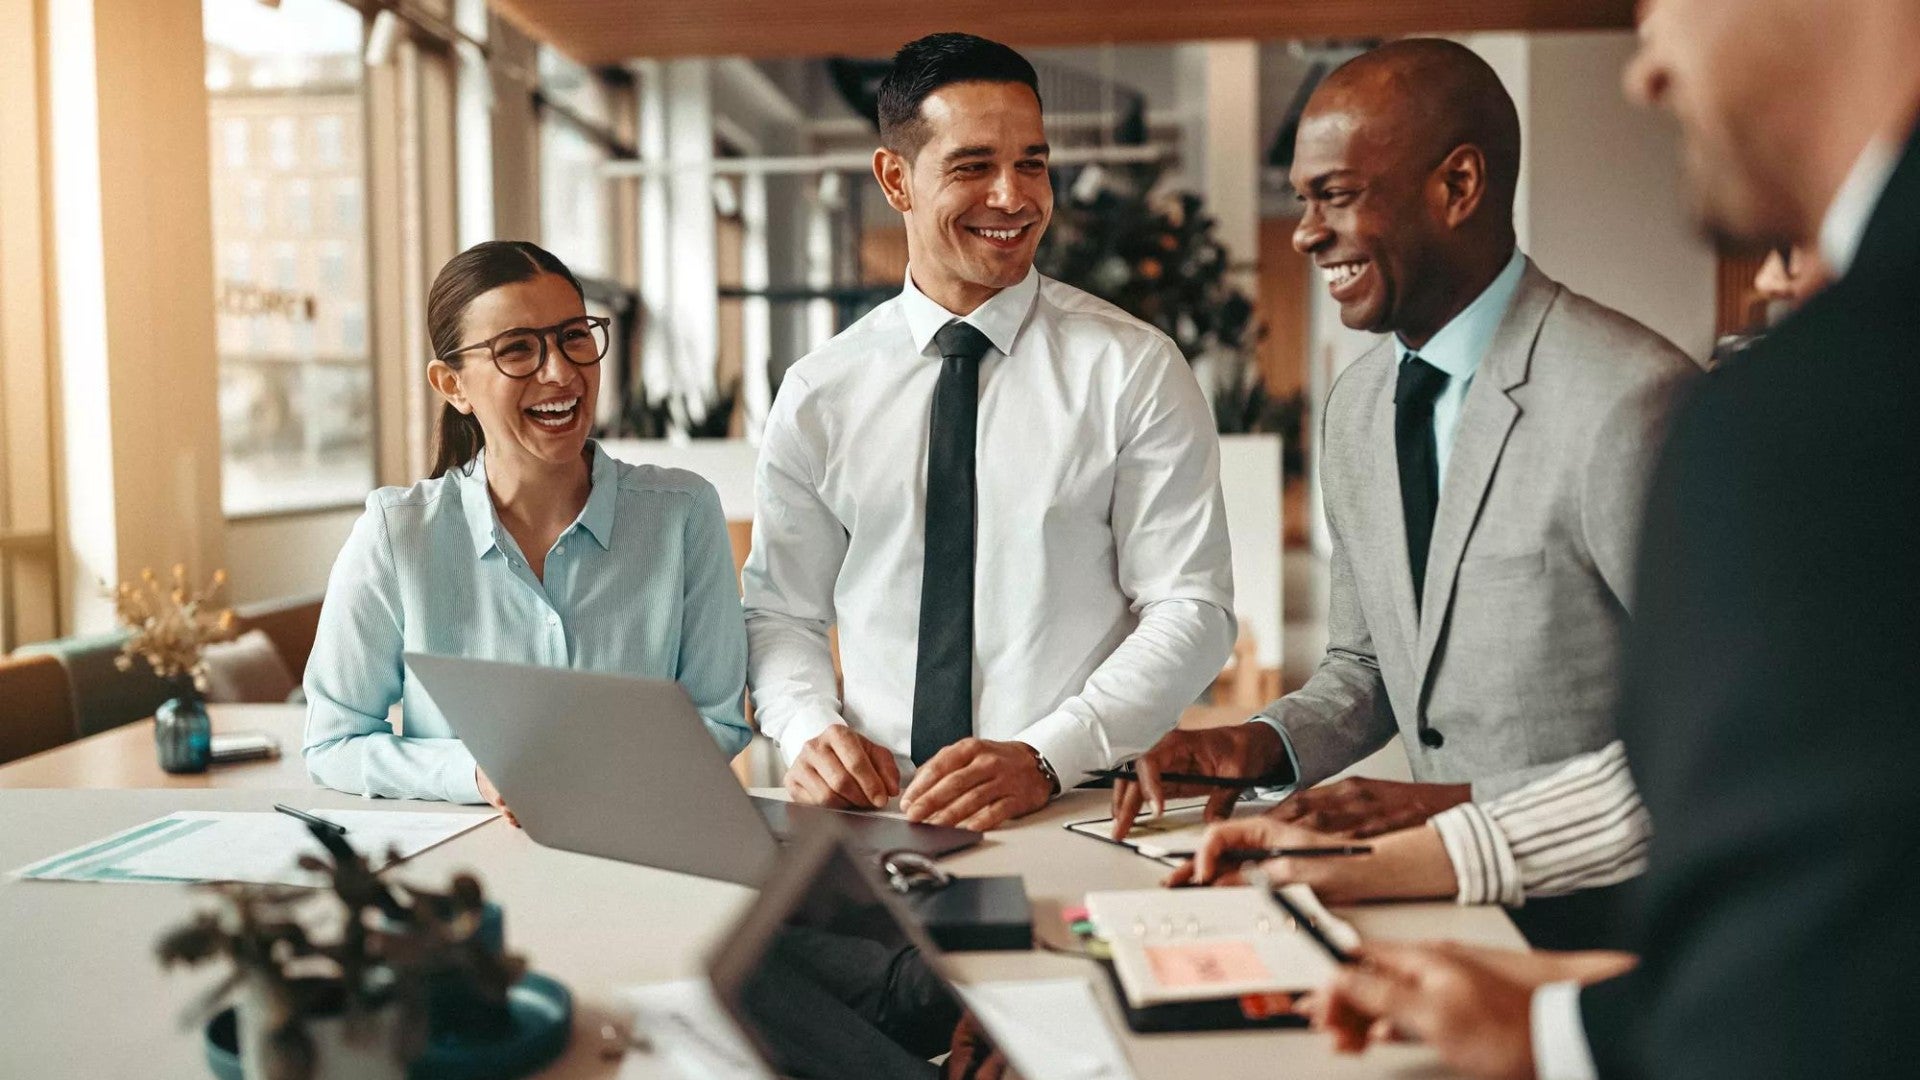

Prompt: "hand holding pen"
[1105,723,1296,841]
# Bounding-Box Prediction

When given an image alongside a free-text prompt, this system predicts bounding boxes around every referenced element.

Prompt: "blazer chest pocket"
[1457,551,1545,585]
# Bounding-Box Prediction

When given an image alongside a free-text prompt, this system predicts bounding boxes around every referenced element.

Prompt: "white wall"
[226,510,359,605]
[1522,32,1716,358]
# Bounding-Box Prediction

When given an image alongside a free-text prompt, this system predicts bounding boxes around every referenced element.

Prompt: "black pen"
[1152,845,1374,861]
[1267,885,1357,966]
[274,803,348,836]
[1086,767,1288,789]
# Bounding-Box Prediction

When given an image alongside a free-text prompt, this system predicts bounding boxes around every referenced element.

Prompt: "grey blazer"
[1260,260,1700,799]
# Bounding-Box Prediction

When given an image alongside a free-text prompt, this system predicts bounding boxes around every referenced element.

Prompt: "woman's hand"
[1163,815,1459,903]
[476,766,521,828]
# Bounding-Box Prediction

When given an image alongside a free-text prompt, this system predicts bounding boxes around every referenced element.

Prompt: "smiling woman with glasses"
[301,240,751,815]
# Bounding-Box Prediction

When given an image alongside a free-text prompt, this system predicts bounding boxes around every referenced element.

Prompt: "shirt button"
[555,544,565,556]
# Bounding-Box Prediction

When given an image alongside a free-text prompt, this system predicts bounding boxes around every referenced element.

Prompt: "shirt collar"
[1396,247,1526,382]
[899,265,1040,359]
[1818,136,1901,281]
[458,440,617,559]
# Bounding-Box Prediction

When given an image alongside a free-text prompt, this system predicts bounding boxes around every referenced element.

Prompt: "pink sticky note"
[1143,941,1271,988]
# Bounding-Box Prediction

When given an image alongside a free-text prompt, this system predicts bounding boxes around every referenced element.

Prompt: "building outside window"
[205,0,373,516]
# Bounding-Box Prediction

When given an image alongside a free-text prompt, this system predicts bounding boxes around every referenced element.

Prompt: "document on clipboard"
[1063,797,1283,867]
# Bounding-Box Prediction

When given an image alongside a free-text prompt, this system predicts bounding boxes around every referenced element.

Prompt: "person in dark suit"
[1294,0,1920,1077]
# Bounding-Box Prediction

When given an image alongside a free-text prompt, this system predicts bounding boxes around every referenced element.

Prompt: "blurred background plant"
[156,824,525,1080]
[107,565,237,695]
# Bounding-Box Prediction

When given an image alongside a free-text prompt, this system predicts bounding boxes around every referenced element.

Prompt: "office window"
[268,117,298,171]
[286,180,313,233]
[243,179,268,233]
[0,0,59,648]
[538,46,614,280]
[332,179,359,232]
[205,0,373,517]
[319,243,346,291]
[313,115,345,169]
[222,118,249,168]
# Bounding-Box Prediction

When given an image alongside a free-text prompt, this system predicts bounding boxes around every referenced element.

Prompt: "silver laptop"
[404,653,980,886]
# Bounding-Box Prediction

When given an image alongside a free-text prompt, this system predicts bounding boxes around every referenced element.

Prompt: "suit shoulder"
[1324,337,1396,416]
[1537,283,1701,392]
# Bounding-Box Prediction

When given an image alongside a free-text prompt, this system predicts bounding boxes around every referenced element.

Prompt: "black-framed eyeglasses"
[438,315,611,379]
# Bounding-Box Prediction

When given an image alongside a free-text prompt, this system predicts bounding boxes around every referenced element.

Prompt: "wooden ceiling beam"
[493,0,1634,65]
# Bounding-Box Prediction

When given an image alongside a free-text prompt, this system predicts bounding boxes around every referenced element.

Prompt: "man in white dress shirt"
[742,33,1235,832]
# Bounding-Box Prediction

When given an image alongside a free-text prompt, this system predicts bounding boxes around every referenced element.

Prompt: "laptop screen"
[708,824,1026,1080]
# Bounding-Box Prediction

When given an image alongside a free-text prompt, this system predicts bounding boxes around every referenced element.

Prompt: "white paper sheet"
[959,976,1138,1080]
[619,979,773,1080]
[13,808,495,886]
[1063,797,1285,867]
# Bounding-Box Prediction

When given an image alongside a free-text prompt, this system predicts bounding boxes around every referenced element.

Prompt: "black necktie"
[1395,355,1450,607]
[911,320,992,765]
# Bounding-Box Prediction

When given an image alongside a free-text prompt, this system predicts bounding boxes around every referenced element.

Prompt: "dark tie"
[1395,355,1450,607]
[911,320,993,765]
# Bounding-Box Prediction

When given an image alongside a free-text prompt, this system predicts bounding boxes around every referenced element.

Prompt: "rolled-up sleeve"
[302,498,484,803]
[678,483,753,759]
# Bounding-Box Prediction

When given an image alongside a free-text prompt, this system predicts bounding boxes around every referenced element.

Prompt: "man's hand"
[475,766,519,828]
[1298,942,1638,1078]
[1306,942,1539,1079]
[901,738,1052,831]
[1110,723,1288,840]
[1163,816,1457,903]
[786,725,902,809]
[1268,777,1472,838]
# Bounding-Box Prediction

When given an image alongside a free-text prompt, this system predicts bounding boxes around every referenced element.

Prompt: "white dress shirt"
[743,266,1236,789]
[1529,141,1906,1080]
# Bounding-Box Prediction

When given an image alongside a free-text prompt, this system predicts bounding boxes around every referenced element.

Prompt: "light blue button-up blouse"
[302,441,751,803]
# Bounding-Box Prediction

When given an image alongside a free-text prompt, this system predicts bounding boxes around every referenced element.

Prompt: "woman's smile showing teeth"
[524,395,581,430]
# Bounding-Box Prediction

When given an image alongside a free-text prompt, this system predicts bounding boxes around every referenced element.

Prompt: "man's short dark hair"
[877,32,1041,159]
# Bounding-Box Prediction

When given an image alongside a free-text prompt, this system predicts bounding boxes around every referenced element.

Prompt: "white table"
[0,782,1523,1078]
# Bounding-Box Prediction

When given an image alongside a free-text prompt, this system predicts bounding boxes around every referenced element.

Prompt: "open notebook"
[1084,884,1359,1008]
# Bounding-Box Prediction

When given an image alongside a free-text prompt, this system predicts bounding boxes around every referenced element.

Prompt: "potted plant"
[108,565,237,773]
[156,822,547,1080]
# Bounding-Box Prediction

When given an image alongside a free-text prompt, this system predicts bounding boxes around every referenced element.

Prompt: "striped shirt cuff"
[1430,801,1524,906]
[1433,741,1651,906]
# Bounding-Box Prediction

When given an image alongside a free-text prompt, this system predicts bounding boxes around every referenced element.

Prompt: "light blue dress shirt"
[1397,247,1526,488]
[1255,248,1526,786]
[302,441,751,803]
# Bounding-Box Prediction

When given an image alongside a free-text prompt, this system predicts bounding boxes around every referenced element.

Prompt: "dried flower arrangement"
[108,564,237,695]
[156,822,526,1080]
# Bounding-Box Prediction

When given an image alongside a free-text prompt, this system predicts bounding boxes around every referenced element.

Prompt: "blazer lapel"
[1413,261,1559,688]
[1368,361,1422,651]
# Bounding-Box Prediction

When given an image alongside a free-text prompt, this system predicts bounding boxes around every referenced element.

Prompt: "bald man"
[1116,39,1699,949]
